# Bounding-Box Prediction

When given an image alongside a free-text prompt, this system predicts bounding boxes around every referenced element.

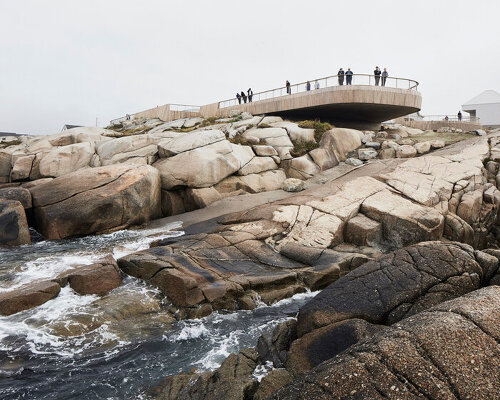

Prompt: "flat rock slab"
[272,287,500,400]
[0,280,61,315]
[296,241,497,336]
[118,233,368,316]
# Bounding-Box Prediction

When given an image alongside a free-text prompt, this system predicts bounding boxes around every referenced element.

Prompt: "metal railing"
[404,114,480,122]
[219,73,419,108]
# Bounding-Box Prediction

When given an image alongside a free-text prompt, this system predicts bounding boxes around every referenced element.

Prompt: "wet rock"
[0,280,60,315]
[257,320,297,367]
[296,241,494,336]
[272,287,500,400]
[55,257,121,296]
[281,178,304,192]
[153,348,259,400]
[0,200,31,246]
[253,369,292,400]
[30,164,161,239]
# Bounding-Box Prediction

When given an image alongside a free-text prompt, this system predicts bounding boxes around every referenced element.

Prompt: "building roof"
[463,90,500,106]
[0,131,21,136]
[62,124,83,130]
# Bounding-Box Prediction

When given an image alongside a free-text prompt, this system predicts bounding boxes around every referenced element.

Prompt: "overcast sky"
[1,0,499,134]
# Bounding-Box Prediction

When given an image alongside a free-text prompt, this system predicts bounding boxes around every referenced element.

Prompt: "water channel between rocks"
[0,223,317,399]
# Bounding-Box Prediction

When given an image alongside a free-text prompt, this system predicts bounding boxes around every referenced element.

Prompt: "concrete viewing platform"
[120,74,422,130]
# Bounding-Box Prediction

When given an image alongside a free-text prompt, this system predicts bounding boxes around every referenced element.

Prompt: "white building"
[462,90,500,127]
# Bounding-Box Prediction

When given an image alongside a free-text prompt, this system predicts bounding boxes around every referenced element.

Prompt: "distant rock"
[357,148,377,161]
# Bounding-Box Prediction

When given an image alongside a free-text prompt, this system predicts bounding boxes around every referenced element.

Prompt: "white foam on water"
[169,321,211,342]
[258,289,321,309]
[253,360,275,382]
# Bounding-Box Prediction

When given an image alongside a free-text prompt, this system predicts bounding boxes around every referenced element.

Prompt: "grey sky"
[1,0,499,134]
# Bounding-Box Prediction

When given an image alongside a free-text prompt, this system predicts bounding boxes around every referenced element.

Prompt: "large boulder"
[96,134,158,165]
[282,155,320,180]
[30,164,161,239]
[237,157,277,176]
[0,151,12,182]
[153,141,254,189]
[0,280,60,315]
[320,128,362,161]
[272,287,500,400]
[157,129,225,157]
[10,155,35,181]
[296,241,496,336]
[38,142,95,177]
[0,200,31,246]
[215,170,287,194]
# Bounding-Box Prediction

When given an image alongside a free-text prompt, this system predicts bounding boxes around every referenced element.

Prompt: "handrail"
[405,114,480,122]
[219,73,419,108]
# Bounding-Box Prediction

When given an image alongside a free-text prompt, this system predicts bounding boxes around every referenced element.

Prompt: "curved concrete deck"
[201,85,422,130]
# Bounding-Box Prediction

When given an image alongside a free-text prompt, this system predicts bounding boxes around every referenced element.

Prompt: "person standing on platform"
[338,68,345,85]
[374,66,381,86]
[346,68,353,85]
[286,80,291,94]
[458,111,462,121]
[247,88,253,102]
[315,80,320,89]
[236,92,241,104]
[306,81,311,91]
[381,68,389,86]
[241,91,247,103]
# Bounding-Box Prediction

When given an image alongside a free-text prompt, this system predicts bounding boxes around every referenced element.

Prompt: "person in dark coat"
[241,91,247,103]
[247,88,253,102]
[236,92,241,104]
[306,81,311,91]
[345,68,353,85]
[286,80,291,94]
[374,66,381,86]
[337,68,345,85]
[458,111,462,121]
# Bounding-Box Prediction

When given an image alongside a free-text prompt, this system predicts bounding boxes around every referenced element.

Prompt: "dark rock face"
[272,287,500,400]
[256,319,297,368]
[0,200,31,246]
[29,164,161,239]
[0,280,60,315]
[55,257,121,296]
[297,241,497,336]
[285,318,386,376]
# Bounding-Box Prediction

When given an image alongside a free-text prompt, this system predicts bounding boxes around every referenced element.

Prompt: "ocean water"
[0,224,316,399]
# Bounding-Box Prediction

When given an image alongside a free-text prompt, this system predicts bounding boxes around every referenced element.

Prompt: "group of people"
[236,67,392,103]
[236,88,253,104]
